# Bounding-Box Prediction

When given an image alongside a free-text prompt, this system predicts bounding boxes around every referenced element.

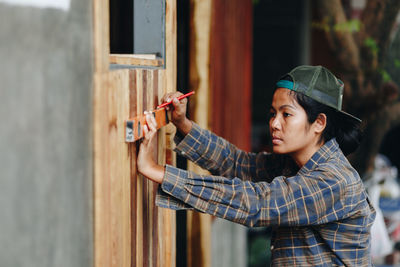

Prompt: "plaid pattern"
[156,123,376,266]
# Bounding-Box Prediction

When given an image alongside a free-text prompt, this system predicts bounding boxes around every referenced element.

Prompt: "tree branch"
[313,0,360,72]
[360,0,400,67]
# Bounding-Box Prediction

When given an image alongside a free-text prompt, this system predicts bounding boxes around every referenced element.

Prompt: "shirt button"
[181,151,185,155]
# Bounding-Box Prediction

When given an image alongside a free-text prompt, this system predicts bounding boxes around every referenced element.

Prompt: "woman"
[137,65,376,266]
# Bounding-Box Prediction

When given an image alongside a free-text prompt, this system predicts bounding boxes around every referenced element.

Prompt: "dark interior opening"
[109,0,133,54]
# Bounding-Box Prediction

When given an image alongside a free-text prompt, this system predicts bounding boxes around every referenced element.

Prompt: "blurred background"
[2,0,400,266]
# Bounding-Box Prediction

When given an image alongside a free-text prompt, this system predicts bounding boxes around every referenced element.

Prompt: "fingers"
[146,112,157,131]
[172,96,187,106]
[143,111,158,142]
[161,92,184,106]
[142,124,150,145]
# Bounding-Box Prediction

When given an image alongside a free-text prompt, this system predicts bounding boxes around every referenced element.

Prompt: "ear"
[313,113,327,134]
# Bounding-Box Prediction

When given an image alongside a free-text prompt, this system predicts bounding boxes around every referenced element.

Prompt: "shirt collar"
[298,138,339,174]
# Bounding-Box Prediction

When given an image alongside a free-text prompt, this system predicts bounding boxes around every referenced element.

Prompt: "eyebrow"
[270,104,297,111]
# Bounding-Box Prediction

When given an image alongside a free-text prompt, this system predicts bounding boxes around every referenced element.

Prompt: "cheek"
[287,118,309,136]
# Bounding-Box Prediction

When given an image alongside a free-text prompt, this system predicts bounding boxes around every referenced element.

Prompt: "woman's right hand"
[161,92,193,135]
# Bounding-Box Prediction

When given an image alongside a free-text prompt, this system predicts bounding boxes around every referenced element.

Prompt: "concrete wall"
[212,218,247,267]
[0,1,93,266]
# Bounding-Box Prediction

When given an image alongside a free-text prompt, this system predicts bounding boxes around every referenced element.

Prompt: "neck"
[291,141,324,167]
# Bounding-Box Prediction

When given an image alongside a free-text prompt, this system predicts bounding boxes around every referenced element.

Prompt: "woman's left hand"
[137,111,165,184]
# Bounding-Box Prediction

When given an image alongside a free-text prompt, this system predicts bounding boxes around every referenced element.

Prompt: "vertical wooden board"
[93,0,110,73]
[107,69,131,267]
[187,1,213,267]
[209,0,252,151]
[166,0,177,93]
[160,68,177,267]
[189,0,212,130]
[135,69,144,267]
[128,69,138,266]
[141,69,150,267]
[151,70,160,267]
[94,72,112,267]
[146,69,154,267]
[156,69,164,267]
[156,69,166,267]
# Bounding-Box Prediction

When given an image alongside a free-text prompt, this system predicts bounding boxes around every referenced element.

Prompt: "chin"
[272,146,286,154]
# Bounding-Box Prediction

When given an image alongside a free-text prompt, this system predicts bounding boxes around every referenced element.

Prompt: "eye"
[283,112,291,117]
[269,111,276,118]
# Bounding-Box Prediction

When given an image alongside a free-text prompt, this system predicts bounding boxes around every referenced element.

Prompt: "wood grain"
[93,0,110,72]
[187,1,213,267]
[110,54,164,67]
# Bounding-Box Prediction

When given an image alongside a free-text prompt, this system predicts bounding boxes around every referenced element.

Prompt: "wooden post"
[187,1,213,267]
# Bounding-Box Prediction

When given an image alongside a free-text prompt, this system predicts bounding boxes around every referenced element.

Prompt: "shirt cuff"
[161,164,190,199]
[156,165,193,210]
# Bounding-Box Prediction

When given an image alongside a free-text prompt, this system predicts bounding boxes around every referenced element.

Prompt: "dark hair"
[278,76,362,156]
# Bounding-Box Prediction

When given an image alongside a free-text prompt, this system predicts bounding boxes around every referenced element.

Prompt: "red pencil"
[157,91,195,109]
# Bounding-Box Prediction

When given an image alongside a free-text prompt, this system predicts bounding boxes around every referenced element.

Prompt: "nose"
[270,116,281,130]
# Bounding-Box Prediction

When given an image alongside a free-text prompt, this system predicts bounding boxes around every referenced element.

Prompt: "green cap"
[276,65,361,123]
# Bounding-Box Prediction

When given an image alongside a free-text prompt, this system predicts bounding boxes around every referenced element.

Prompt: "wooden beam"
[110,54,164,67]
[187,1,213,267]
[93,70,131,267]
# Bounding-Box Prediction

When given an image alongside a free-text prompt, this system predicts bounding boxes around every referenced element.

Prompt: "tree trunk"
[312,0,400,177]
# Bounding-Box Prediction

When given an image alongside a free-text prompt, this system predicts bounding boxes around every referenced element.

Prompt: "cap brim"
[336,110,362,124]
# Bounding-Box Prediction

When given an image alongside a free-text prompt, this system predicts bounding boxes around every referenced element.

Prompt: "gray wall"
[212,218,247,267]
[0,1,93,266]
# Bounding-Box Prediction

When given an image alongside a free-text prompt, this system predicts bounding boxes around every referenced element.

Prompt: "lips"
[272,136,283,145]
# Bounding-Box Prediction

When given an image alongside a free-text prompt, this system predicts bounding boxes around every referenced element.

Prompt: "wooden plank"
[129,69,138,266]
[93,0,110,72]
[157,69,166,267]
[146,69,154,267]
[110,54,164,67]
[141,69,150,267]
[187,1,213,267]
[151,70,159,267]
[189,0,212,131]
[129,54,157,60]
[165,0,177,93]
[94,72,112,267]
[209,0,252,151]
[135,69,144,267]
[107,69,131,267]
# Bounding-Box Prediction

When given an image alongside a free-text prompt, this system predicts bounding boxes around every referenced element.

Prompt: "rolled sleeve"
[173,122,208,163]
[173,122,278,181]
[157,164,350,227]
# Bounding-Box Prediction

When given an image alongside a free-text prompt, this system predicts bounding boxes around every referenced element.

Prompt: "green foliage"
[394,59,400,68]
[385,26,400,88]
[334,19,361,33]
[364,37,379,57]
[379,68,392,83]
[312,17,361,33]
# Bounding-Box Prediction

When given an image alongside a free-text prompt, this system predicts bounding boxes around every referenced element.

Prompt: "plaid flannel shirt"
[156,123,376,266]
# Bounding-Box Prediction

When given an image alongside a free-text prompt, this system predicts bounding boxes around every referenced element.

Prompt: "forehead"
[271,88,298,109]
